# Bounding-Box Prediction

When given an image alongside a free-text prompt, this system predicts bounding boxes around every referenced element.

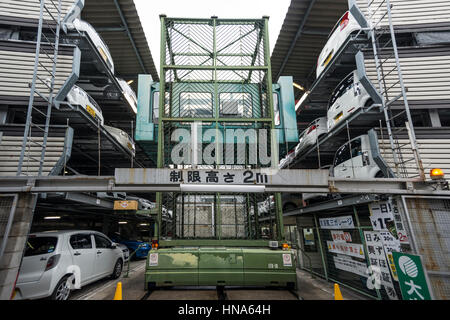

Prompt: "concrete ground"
[69,260,369,300]
[296,269,368,300]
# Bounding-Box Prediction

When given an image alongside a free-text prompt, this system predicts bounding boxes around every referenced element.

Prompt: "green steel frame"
[154,15,284,245]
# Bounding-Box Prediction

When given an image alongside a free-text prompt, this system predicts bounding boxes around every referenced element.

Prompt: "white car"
[126,197,156,210]
[69,19,115,74]
[279,149,296,169]
[295,117,328,156]
[104,125,136,157]
[316,11,362,78]
[333,134,384,179]
[117,78,138,114]
[14,231,124,300]
[327,70,372,132]
[67,85,105,125]
[116,243,130,262]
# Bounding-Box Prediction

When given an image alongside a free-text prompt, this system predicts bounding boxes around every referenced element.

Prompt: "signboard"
[149,253,159,267]
[333,255,368,278]
[282,253,292,267]
[364,231,398,300]
[114,200,138,210]
[331,230,352,243]
[369,197,409,244]
[319,216,355,229]
[392,252,432,300]
[115,168,329,186]
[327,241,365,259]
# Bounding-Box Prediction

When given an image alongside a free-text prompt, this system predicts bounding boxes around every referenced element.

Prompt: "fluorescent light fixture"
[293,82,306,91]
[44,216,61,220]
[180,184,265,193]
[118,221,128,224]
[127,80,134,85]
[140,223,149,226]
[295,91,310,112]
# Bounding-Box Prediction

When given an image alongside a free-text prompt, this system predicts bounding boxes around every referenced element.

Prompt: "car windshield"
[25,236,57,256]
[87,93,102,113]
[328,71,354,108]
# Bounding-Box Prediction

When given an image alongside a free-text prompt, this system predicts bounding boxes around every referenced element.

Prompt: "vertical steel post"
[17,0,46,176]
[353,205,382,300]
[313,213,328,281]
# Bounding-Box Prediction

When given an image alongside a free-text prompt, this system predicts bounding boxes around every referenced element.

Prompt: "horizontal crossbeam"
[0,169,448,196]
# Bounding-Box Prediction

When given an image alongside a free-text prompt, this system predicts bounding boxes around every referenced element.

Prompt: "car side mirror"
[110,243,117,249]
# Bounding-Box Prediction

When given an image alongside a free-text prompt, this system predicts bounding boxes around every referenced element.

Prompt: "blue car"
[111,237,150,259]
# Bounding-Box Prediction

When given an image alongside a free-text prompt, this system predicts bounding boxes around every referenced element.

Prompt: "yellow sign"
[114,200,138,210]
[387,253,399,281]
[323,50,334,67]
[334,112,343,123]
[86,105,96,118]
[98,47,108,63]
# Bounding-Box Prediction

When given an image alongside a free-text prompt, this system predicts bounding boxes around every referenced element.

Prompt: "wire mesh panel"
[402,197,450,299]
[161,192,278,241]
[157,17,281,243]
[313,206,402,300]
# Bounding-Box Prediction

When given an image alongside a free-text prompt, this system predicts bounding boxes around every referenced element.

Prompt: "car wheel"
[50,275,71,301]
[375,171,385,178]
[111,259,123,279]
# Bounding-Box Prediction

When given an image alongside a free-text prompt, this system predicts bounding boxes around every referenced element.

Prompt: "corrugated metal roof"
[81,0,159,88]
[271,0,348,90]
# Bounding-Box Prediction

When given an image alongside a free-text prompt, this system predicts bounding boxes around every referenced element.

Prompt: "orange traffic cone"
[334,283,343,300]
[113,282,122,300]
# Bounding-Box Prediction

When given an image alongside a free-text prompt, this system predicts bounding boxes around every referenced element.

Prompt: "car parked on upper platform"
[14,231,124,300]
[279,148,296,169]
[327,70,372,132]
[68,19,115,74]
[295,117,328,156]
[332,134,384,179]
[117,78,138,114]
[316,11,363,78]
[104,125,136,157]
[67,85,104,125]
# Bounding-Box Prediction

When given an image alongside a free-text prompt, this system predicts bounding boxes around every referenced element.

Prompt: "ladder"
[365,0,424,179]
[17,0,63,176]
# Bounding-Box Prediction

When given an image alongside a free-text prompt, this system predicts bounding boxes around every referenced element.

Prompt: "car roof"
[29,230,105,237]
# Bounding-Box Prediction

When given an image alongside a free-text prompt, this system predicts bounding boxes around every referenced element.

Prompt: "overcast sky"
[133,0,291,75]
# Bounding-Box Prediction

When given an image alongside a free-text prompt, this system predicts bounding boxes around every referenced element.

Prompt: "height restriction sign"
[392,252,432,300]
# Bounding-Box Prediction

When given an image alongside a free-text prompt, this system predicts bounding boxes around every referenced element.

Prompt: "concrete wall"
[0,193,36,300]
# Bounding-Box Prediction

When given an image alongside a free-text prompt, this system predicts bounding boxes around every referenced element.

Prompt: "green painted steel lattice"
[155,16,283,243]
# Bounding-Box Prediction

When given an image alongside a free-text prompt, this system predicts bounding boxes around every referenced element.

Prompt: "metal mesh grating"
[403,197,450,299]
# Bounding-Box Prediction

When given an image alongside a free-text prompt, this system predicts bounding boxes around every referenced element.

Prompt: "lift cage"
[155,16,284,245]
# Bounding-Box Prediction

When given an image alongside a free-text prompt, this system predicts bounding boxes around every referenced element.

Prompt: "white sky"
[133,0,291,76]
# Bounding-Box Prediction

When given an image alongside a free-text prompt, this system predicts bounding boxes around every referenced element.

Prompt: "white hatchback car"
[117,78,138,114]
[14,230,124,300]
[327,70,371,132]
[69,19,115,74]
[295,117,328,156]
[67,85,105,125]
[316,11,362,78]
[332,134,384,179]
[104,125,136,157]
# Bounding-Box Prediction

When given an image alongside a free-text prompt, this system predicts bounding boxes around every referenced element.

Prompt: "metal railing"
[365,0,424,180]
[17,0,63,177]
